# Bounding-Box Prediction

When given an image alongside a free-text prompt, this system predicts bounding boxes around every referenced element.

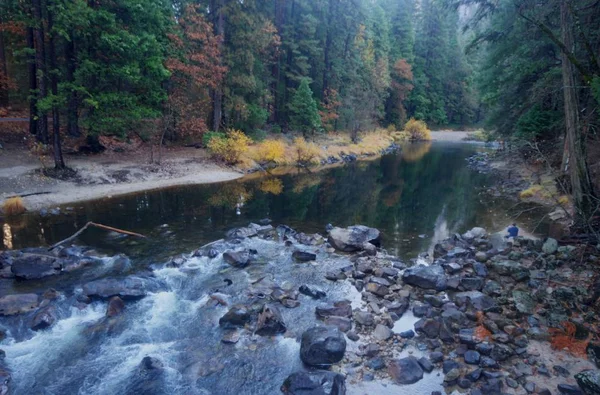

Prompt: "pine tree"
[289,78,321,137]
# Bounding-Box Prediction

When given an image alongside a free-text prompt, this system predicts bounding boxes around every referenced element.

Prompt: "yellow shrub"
[519,185,543,199]
[253,140,286,164]
[2,197,26,216]
[391,131,409,142]
[293,137,321,166]
[403,118,431,141]
[208,129,252,165]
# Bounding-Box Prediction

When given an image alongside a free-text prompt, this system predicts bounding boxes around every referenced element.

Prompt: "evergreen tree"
[289,78,321,137]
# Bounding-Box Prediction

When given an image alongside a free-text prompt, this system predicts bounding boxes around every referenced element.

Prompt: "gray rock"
[30,304,57,330]
[219,305,251,328]
[292,251,317,262]
[354,311,375,326]
[226,226,258,239]
[365,282,389,297]
[300,326,346,366]
[328,226,380,252]
[417,357,434,373]
[324,316,352,333]
[373,324,393,341]
[445,368,460,382]
[542,238,559,254]
[490,344,514,362]
[475,252,488,262]
[464,350,480,365]
[388,356,424,385]
[223,250,251,268]
[575,370,600,395]
[512,290,535,314]
[282,371,346,395]
[557,383,583,395]
[0,293,39,316]
[11,254,61,279]
[402,265,447,290]
[460,277,484,291]
[316,301,352,318]
[454,291,499,312]
[415,318,440,338]
[82,277,155,300]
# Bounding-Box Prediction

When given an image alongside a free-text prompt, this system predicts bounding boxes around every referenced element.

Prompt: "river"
[0,142,548,394]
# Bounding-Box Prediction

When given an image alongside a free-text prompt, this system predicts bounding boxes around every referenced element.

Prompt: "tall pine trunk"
[0,13,8,108]
[32,0,48,144]
[48,0,64,169]
[211,0,224,132]
[27,27,38,135]
[65,36,80,137]
[560,1,595,225]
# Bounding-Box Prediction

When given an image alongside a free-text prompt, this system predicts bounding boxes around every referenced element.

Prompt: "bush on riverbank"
[392,118,431,141]
[207,130,252,165]
[2,197,26,216]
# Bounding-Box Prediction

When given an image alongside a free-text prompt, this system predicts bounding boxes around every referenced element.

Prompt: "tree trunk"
[211,0,224,132]
[48,0,64,169]
[322,0,335,97]
[0,13,9,108]
[65,35,80,137]
[32,0,48,144]
[27,27,38,136]
[560,1,595,225]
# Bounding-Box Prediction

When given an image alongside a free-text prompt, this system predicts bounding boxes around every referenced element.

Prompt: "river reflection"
[1,143,547,260]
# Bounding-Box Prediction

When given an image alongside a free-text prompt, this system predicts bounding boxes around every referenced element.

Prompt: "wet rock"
[281,371,346,395]
[575,370,600,395]
[324,317,352,333]
[464,350,480,365]
[256,305,286,336]
[417,357,434,373]
[82,277,155,300]
[300,326,346,367]
[387,301,409,316]
[328,226,380,253]
[415,318,440,338]
[557,383,583,395]
[125,356,165,395]
[219,305,251,329]
[30,304,57,330]
[490,344,514,362]
[388,356,424,385]
[292,251,317,262]
[464,227,487,239]
[0,368,9,395]
[587,343,600,368]
[366,357,386,371]
[354,311,374,326]
[402,265,447,290]
[223,250,251,268]
[226,226,258,239]
[460,277,484,291]
[542,238,559,254]
[512,290,535,314]
[373,324,392,341]
[222,330,240,344]
[316,301,352,319]
[299,285,326,300]
[106,296,125,317]
[0,293,39,316]
[11,254,62,279]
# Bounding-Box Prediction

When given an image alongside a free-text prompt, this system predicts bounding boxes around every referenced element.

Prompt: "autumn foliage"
[253,140,286,164]
[402,118,431,141]
[2,197,26,216]
[208,129,252,165]
[292,137,321,166]
[474,311,492,341]
[549,321,590,357]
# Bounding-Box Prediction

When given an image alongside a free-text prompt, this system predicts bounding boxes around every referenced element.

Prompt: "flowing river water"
[0,142,549,394]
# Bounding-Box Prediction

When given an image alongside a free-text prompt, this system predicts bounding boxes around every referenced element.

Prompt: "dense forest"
[0,0,599,224]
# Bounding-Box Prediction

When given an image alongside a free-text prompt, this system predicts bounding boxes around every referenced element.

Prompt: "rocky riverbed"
[0,222,599,394]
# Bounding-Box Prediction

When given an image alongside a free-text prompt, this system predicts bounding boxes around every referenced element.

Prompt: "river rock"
[256,305,286,336]
[30,304,57,330]
[223,250,251,268]
[402,265,447,290]
[365,282,389,297]
[125,356,165,395]
[460,277,484,291]
[226,226,258,239]
[324,316,352,333]
[415,318,440,338]
[299,285,326,300]
[454,291,499,312]
[575,370,600,395]
[512,290,535,314]
[327,226,380,252]
[464,350,480,365]
[463,227,487,239]
[219,305,252,328]
[0,368,10,395]
[281,371,346,395]
[557,383,584,395]
[292,251,317,262]
[300,326,346,366]
[354,311,375,326]
[106,296,125,317]
[82,277,154,300]
[0,293,39,316]
[388,356,424,385]
[11,254,62,279]
[542,238,559,254]
[316,301,352,318]
[373,324,393,341]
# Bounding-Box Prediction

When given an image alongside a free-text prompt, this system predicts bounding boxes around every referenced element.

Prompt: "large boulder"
[281,371,346,395]
[0,293,39,316]
[388,356,424,384]
[81,277,155,300]
[402,265,447,290]
[300,326,346,367]
[255,305,286,336]
[11,254,61,279]
[327,226,380,253]
[575,370,600,394]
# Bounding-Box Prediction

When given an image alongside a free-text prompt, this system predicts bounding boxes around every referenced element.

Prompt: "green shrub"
[248,129,267,142]
[202,131,226,147]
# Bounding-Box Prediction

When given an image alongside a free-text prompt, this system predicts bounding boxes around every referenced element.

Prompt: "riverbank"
[0,222,597,394]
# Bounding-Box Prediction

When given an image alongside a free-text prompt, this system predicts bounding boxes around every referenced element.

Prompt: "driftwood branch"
[48,221,147,251]
[6,191,52,198]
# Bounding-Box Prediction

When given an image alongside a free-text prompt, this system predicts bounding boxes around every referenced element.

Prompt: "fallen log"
[48,221,147,251]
